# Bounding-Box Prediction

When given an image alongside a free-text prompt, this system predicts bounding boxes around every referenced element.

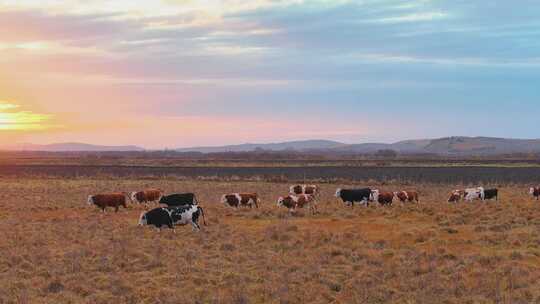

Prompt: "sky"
[0,0,539,149]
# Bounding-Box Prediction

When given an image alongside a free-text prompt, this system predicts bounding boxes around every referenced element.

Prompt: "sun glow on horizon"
[0,101,54,131]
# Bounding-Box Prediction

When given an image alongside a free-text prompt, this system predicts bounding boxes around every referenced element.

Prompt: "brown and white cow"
[87,193,129,212]
[394,190,419,203]
[290,184,320,197]
[448,190,465,203]
[130,189,163,205]
[277,194,318,214]
[370,190,394,206]
[530,187,540,200]
[221,193,260,208]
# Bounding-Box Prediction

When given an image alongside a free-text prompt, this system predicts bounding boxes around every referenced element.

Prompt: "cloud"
[340,53,540,68]
[363,12,448,24]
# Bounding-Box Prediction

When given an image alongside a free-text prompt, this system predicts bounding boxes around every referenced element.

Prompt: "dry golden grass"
[1,177,540,303]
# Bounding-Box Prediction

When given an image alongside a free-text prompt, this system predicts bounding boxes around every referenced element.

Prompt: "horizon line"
[3,135,540,151]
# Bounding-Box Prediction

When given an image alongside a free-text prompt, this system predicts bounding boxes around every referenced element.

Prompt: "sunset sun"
[0,102,53,131]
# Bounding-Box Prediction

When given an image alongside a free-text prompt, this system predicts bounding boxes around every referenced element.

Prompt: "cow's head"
[370,190,380,202]
[130,192,139,203]
[530,187,535,195]
[138,212,147,226]
[335,188,342,198]
[277,197,285,207]
[87,195,94,205]
[289,185,296,194]
[220,194,228,205]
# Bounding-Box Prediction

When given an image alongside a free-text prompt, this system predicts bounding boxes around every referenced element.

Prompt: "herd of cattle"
[86,186,540,231]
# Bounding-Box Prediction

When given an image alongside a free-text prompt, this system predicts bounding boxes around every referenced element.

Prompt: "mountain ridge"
[176,136,540,155]
[3,137,540,155]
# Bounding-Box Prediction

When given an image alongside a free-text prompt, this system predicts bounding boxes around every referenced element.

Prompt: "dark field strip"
[2,165,540,183]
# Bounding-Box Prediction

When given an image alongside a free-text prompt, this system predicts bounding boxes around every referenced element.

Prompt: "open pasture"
[1,177,540,303]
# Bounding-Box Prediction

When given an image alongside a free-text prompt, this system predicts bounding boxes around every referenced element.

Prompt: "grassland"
[1,177,540,303]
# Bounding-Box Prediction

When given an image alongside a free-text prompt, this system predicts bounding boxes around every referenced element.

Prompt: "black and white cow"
[168,205,206,230]
[335,188,372,207]
[138,207,173,230]
[139,205,206,231]
[159,193,198,207]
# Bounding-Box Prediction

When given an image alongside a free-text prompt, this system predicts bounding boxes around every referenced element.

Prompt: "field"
[2,164,540,184]
[1,176,540,304]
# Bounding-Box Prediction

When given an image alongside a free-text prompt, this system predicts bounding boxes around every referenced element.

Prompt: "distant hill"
[2,142,145,152]
[3,137,540,155]
[176,140,346,153]
[422,137,540,155]
[176,137,540,155]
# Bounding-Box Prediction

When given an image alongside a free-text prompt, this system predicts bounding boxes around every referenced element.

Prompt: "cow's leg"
[191,221,201,231]
[115,205,119,212]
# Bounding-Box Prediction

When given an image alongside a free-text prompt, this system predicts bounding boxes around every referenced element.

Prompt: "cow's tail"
[198,207,207,226]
